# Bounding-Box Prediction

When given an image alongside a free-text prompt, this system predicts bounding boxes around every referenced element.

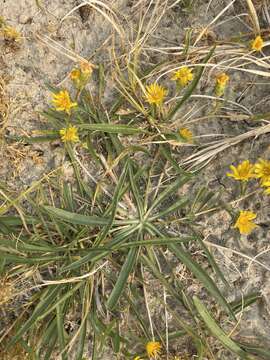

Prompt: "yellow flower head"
[134,357,142,360]
[146,341,161,358]
[254,159,270,183]
[3,25,21,42]
[59,126,79,143]
[70,68,81,81]
[171,66,193,87]
[261,180,270,195]
[216,73,229,87]
[145,83,167,106]
[226,160,255,182]
[215,73,229,97]
[52,90,77,114]
[262,181,270,195]
[179,127,193,142]
[70,62,93,89]
[251,35,264,52]
[80,61,93,75]
[234,210,257,235]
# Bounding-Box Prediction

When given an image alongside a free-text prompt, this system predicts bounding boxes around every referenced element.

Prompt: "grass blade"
[43,206,109,226]
[169,243,235,319]
[106,247,138,310]
[78,123,147,135]
[193,296,250,359]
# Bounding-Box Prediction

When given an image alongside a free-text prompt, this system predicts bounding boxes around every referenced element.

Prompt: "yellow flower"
[234,210,257,235]
[179,128,193,142]
[59,126,79,142]
[80,61,93,75]
[145,83,167,106]
[251,35,264,52]
[3,25,21,41]
[254,159,270,183]
[261,180,270,195]
[215,73,229,97]
[70,62,93,89]
[171,66,193,87]
[216,73,229,87]
[70,68,81,81]
[52,90,77,114]
[146,341,161,358]
[134,357,142,360]
[226,160,255,182]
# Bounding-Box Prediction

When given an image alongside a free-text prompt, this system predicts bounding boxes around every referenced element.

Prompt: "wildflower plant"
[1,6,270,360]
[1,58,266,359]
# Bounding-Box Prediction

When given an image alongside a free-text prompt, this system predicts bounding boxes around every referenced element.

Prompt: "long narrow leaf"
[78,123,147,135]
[169,243,235,319]
[193,296,250,359]
[43,206,109,226]
[106,247,138,310]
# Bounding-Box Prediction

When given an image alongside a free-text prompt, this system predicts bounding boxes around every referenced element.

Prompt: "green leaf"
[193,296,250,359]
[169,243,235,319]
[8,286,61,347]
[195,233,229,288]
[94,158,129,246]
[238,342,270,360]
[128,162,144,220]
[106,247,138,310]
[43,206,109,226]
[146,174,192,216]
[230,292,261,315]
[61,224,139,273]
[166,304,207,351]
[39,283,82,321]
[6,134,59,144]
[56,303,68,360]
[141,253,185,308]
[78,123,147,135]
[149,197,189,220]
[0,215,37,226]
[159,144,188,175]
[98,63,106,101]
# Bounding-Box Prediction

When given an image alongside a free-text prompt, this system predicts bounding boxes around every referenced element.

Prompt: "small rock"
[19,14,32,24]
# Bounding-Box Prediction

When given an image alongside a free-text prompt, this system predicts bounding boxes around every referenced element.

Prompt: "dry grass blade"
[246,0,261,34]
[60,0,125,40]
[193,0,237,46]
[183,123,270,168]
